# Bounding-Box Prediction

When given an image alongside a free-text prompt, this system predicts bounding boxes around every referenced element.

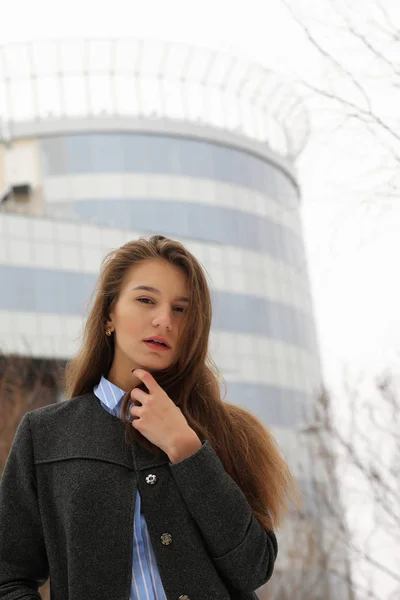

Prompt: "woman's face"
[106,258,190,391]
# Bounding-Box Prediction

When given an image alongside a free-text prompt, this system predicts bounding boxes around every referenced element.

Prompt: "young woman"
[0,235,298,600]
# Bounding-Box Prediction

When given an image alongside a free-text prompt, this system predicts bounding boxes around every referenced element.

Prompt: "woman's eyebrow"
[132,285,189,303]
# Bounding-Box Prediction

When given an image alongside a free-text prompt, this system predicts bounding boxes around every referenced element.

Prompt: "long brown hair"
[65,235,300,530]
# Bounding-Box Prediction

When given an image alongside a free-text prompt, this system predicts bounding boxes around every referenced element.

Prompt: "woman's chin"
[133,356,173,372]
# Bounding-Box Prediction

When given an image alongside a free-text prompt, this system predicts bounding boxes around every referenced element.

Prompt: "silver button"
[145,473,157,485]
[179,596,190,600]
[161,533,173,545]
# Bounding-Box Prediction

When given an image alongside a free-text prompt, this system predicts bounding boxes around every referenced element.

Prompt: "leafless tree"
[280,0,400,220]
[295,369,400,600]
[259,363,400,600]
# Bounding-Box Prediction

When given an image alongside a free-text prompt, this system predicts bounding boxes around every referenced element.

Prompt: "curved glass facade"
[51,198,305,265]
[40,133,299,205]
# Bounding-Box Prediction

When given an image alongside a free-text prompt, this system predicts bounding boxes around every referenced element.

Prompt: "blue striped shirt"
[94,376,168,600]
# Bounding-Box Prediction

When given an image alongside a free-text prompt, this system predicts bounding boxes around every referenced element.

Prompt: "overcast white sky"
[1,0,399,388]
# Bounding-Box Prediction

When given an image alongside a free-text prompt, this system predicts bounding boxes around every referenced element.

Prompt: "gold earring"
[105,327,113,337]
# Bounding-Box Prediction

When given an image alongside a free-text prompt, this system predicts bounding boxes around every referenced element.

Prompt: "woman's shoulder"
[23,392,121,462]
[26,392,97,432]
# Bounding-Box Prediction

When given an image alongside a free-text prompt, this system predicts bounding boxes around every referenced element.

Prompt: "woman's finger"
[130,405,142,418]
[132,369,158,393]
[130,387,150,404]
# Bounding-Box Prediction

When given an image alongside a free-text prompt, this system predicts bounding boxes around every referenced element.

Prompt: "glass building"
[0,40,350,599]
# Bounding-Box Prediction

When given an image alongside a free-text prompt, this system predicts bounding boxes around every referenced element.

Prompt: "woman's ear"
[105,314,114,333]
[105,308,114,328]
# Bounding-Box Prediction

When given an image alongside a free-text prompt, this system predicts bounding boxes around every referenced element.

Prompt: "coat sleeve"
[169,440,278,593]
[0,412,49,599]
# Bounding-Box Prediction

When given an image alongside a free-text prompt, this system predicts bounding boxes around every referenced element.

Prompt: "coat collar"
[32,392,170,472]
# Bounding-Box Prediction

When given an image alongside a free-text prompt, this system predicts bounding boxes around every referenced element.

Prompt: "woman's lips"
[144,341,170,352]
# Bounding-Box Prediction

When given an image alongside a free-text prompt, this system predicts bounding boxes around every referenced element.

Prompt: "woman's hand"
[130,369,202,462]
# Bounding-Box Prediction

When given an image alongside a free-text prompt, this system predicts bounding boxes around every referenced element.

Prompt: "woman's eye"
[137,298,184,312]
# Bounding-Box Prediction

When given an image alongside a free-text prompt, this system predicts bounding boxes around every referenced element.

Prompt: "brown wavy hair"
[65,235,300,530]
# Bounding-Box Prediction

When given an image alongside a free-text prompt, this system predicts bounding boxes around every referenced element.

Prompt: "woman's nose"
[152,309,172,330]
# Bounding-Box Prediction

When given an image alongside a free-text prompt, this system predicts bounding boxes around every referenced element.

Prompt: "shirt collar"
[93,375,126,411]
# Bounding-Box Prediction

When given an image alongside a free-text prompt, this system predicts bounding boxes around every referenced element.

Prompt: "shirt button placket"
[145,473,179,594]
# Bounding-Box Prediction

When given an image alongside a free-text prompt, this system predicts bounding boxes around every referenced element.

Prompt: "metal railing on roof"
[0,38,309,160]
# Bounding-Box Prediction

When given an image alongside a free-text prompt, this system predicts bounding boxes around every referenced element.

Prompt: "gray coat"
[0,393,278,600]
